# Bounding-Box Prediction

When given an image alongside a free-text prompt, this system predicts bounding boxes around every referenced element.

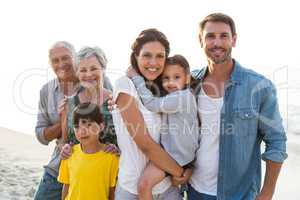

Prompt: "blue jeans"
[187,184,217,200]
[34,171,63,200]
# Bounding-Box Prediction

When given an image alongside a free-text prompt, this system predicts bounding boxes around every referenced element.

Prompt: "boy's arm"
[109,187,115,200]
[61,184,69,200]
[131,75,184,113]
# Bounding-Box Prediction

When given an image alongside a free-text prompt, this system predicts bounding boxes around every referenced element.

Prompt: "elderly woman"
[61,46,117,146]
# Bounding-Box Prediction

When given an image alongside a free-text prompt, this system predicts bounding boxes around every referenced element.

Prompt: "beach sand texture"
[0,127,53,200]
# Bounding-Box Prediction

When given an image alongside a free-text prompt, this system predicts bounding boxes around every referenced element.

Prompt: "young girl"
[58,102,119,200]
[127,54,200,200]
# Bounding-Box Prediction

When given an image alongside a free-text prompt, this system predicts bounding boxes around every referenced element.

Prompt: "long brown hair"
[130,28,170,95]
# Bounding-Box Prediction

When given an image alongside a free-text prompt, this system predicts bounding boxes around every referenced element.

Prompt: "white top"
[190,88,223,196]
[112,76,171,195]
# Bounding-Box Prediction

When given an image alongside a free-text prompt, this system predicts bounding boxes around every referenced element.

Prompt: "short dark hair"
[199,13,236,36]
[165,54,190,75]
[73,102,103,128]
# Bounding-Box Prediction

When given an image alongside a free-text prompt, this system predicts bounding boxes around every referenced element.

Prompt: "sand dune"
[0,127,299,199]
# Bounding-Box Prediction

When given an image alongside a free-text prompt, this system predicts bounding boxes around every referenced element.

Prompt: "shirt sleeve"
[110,155,119,187]
[57,159,70,184]
[259,79,288,163]
[131,75,190,113]
[35,88,51,145]
[113,76,138,102]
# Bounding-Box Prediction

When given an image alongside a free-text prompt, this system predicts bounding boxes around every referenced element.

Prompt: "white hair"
[76,46,108,71]
[49,41,77,65]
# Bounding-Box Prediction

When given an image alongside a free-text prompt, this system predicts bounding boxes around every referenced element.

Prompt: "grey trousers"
[115,184,182,200]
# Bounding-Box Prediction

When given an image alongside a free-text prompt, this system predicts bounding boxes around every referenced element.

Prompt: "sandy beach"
[0,127,299,200]
[0,127,53,200]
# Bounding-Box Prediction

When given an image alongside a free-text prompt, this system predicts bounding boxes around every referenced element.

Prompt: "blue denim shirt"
[191,60,287,200]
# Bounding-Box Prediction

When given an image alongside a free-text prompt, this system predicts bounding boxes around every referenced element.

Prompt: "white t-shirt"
[190,88,223,196]
[112,76,171,195]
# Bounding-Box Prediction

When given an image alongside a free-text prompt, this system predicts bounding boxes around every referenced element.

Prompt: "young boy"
[58,102,119,200]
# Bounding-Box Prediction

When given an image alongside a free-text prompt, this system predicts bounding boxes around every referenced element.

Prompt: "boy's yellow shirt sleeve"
[57,159,69,184]
[110,155,119,187]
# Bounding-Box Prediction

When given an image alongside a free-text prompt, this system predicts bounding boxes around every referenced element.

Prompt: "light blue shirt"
[35,79,65,177]
[191,60,287,199]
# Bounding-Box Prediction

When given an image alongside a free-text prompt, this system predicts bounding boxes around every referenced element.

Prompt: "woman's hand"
[171,168,193,186]
[60,143,73,160]
[104,144,120,156]
[126,66,138,78]
[107,94,116,112]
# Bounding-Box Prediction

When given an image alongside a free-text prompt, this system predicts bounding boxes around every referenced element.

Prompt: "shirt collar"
[194,59,243,85]
[53,78,60,92]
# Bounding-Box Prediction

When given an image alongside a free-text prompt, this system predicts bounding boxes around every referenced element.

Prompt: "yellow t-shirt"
[58,144,119,200]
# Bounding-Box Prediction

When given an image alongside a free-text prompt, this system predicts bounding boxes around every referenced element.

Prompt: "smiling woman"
[134,41,166,81]
[77,53,105,89]
[62,46,117,146]
[112,28,183,200]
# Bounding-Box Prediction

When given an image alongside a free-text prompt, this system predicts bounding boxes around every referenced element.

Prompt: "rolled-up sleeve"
[259,80,288,163]
[35,89,50,145]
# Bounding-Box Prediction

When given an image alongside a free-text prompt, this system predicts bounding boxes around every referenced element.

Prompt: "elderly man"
[34,41,113,199]
[187,13,287,200]
[34,41,78,200]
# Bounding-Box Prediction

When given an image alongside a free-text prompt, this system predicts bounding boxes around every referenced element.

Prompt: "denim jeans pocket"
[42,172,62,190]
[34,172,62,200]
